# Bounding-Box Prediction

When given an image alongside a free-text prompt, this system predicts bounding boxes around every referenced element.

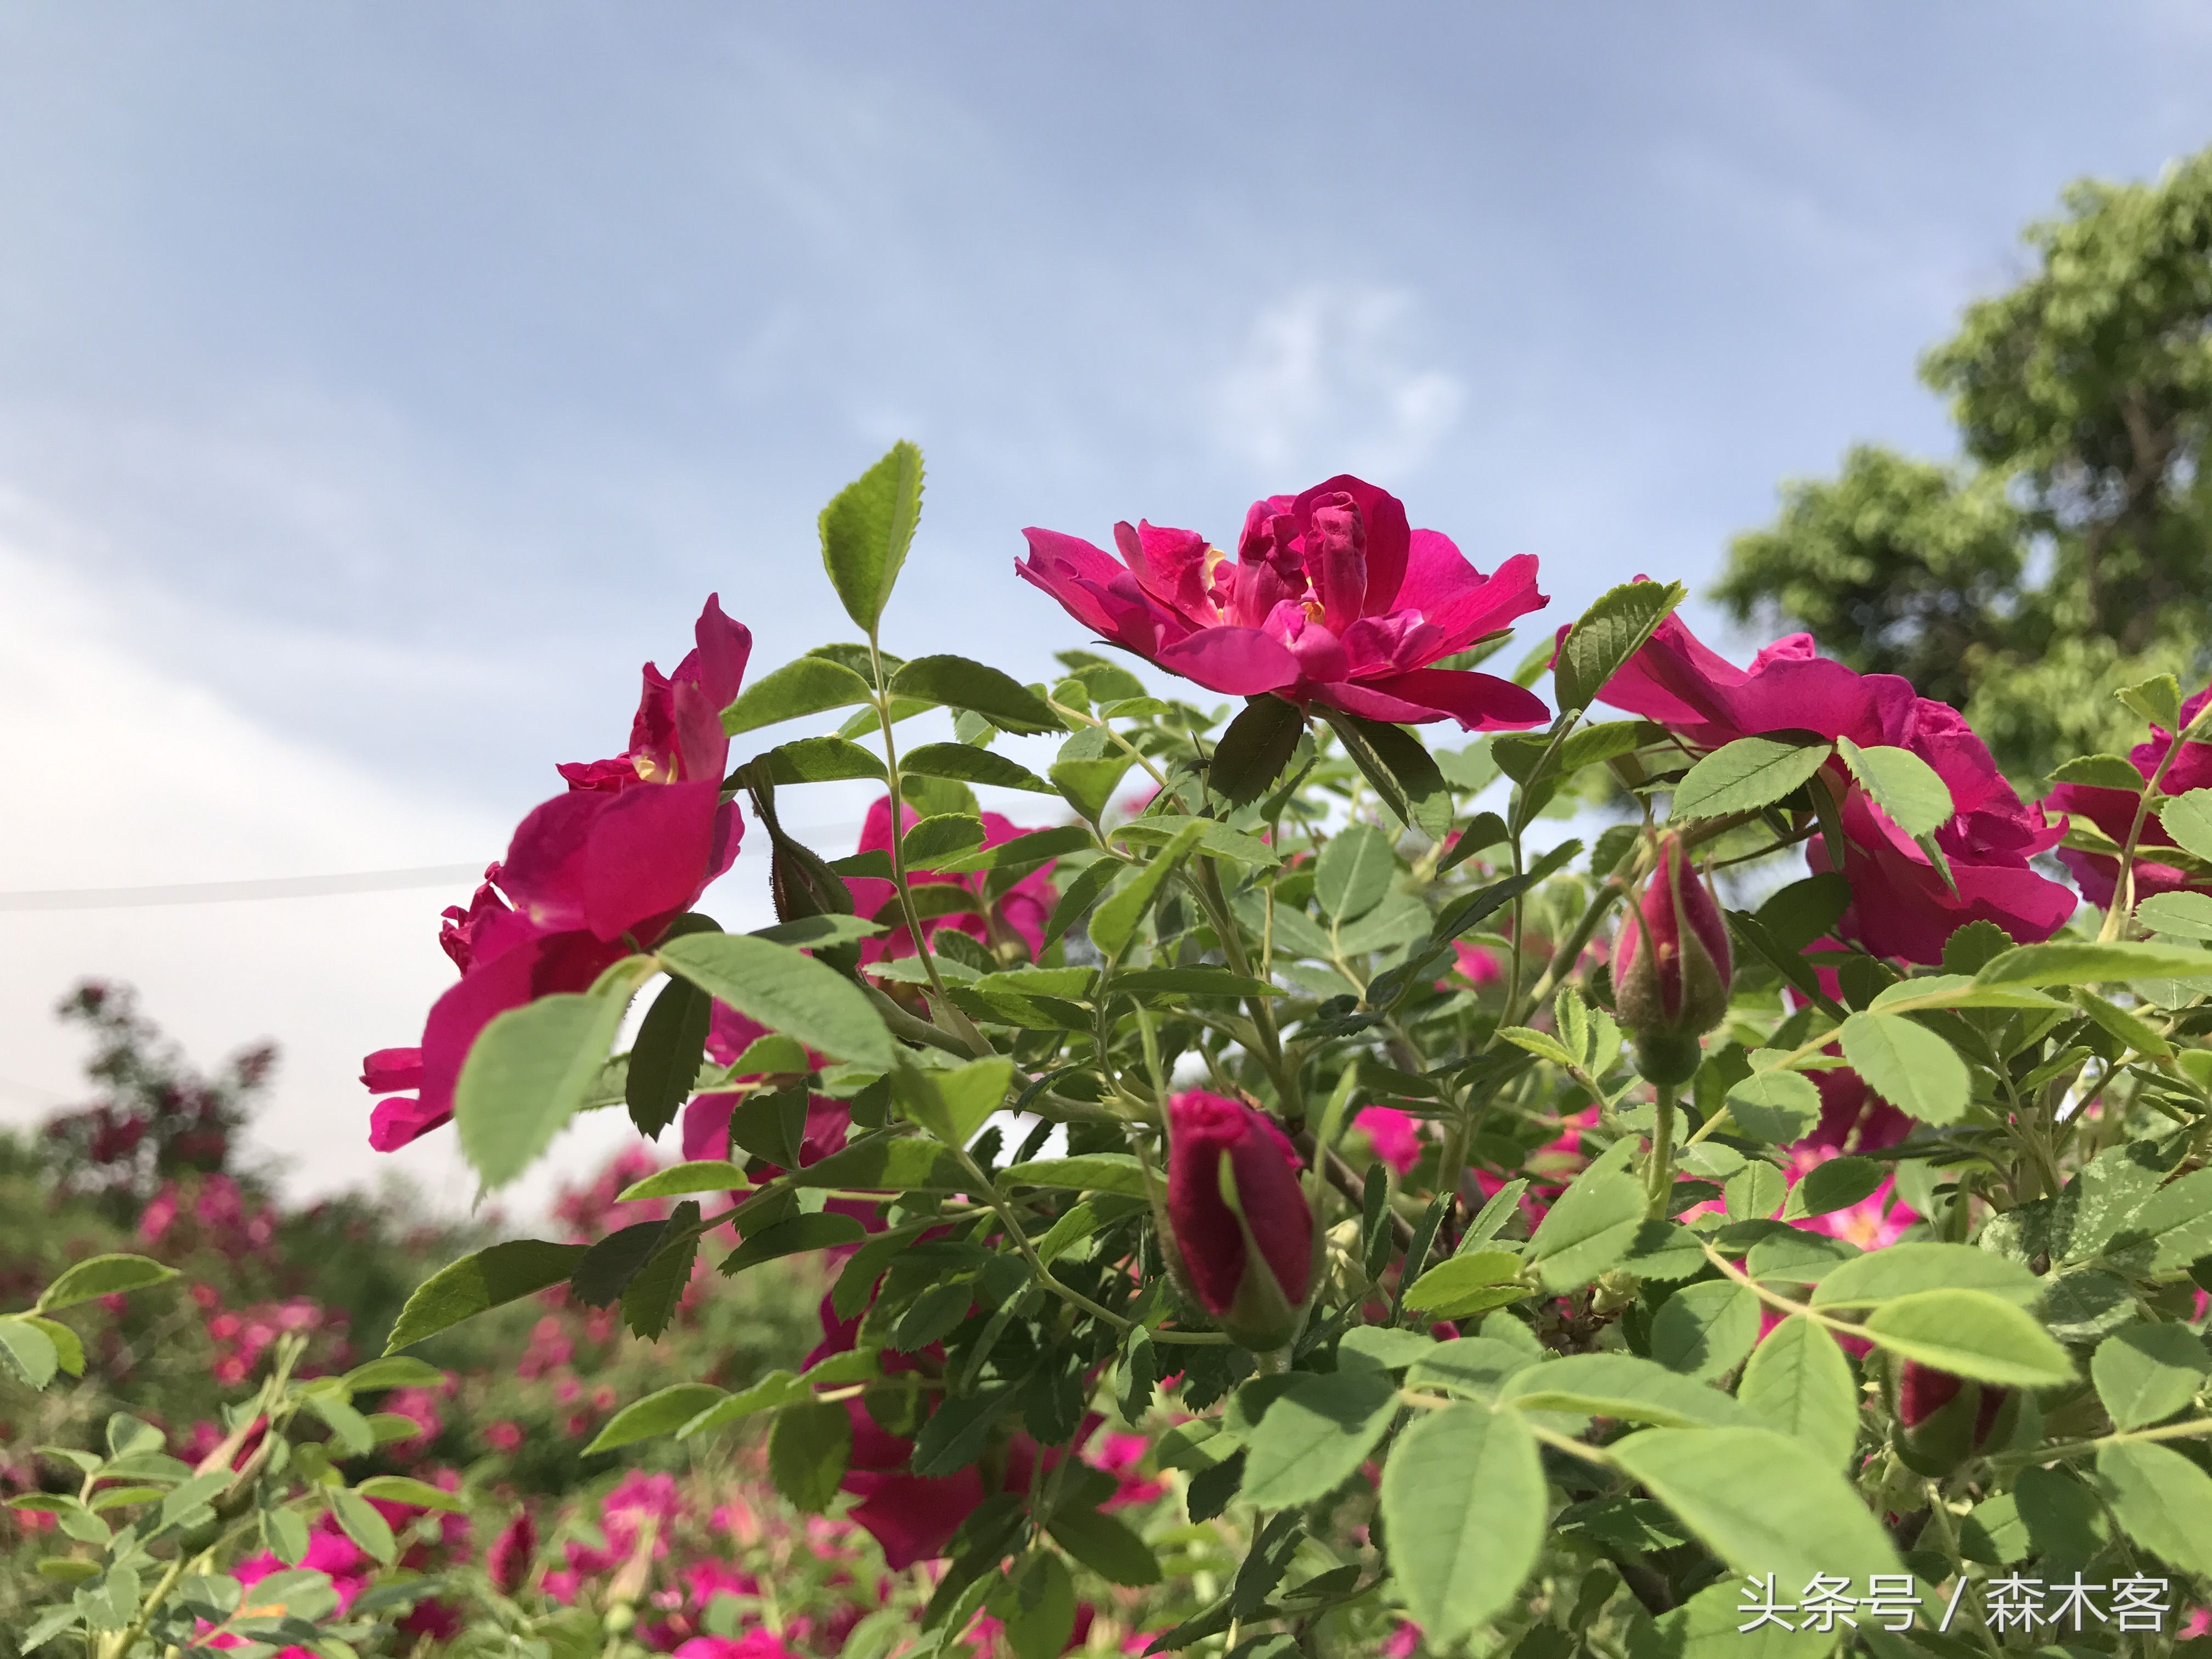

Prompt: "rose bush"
[18,441,2212,1657]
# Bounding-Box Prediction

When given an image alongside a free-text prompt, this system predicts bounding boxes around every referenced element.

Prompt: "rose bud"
[1613,834,1733,1085]
[1164,1091,1313,1351]
[1893,1359,2016,1475]
[486,1509,537,1597]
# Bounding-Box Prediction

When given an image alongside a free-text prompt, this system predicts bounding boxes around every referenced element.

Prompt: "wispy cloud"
[1206,285,1466,483]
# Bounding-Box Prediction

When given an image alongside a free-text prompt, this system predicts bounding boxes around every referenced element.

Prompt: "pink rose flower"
[2046,680,2212,908]
[844,798,1057,967]
[1019,475,1549,730]
[363,597,751,1151]
[1353,1107,1424,1176]
[1595,611,2075,963]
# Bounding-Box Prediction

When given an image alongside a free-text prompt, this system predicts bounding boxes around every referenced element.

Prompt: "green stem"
[2100,704,2211,941]
[1645,1081,1678,1217]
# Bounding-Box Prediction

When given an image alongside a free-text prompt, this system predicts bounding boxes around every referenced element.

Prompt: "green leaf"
[1502,1352,1740,1427]
[1553,579,1686,716]
[1737,1317,1858,1469]
[36,1253,179,1313]
[2118,672,2183,733]
[1116,816,1281,869]
[1210,695,1306,805]
[769,1398,853,1514]
[326,1486,397,1564]
[1379,1403,1545,1650]
[1527,1159,1646,1292]
[624,972,712,1139]
[1406,1336,1542,1400]
[1089,822,1204,957]
[658,932,895,1070]
[998,1153,1146,1198]
[342,1355,447,1394]
[911,1385,1015,1477]
[1836,1010,1968,1125]
[1975,938,2212,986]
[1649,1280,1760,1380]
[1785,1155,1884,1220]
[1050,754,1135,823]
[820,439,924,633]
[1724,1069,1822,1143]
[458,965,651,1188]
[789,1136,970,1193]
[888,654,1059,735]
[2159,788,2212,862]
[752,735,889,785]
[721,1213,867,1277]
[999,1550,1077,1659]
[1633,1578,1843,1659]
[2136,890,2212,940]
[617,1159,749,1200]
[1402,1252,1527,1319]
[352,1475,469,1514]
[2050,753,2148,791]
[1317,822,1397,922]
[1723,1161,1786,1222]
[383,1240,589,1353]
[896,1055,1013,1145]
[1113,967,1282,1000]
[2092,1324,2210,1430]
[1608,1426,1899,1586]
[1809,1242,2040,1310]
[2130,1167,2212,1271]
[1859,1288,2074,1386]
[621,1211,702,1340]
[1835,736,1954,835]
[721,654,876,735]
[1620,1219,1709,1282]
[585,1383,730,1454]
[1317,708,1451,839]
[308,1391,376,1457]
[1047,1505,1161,1587]
[2097,1441,2212,1576]
[900,741,1052,793]
[1239,1368,1402,1508]
[21,1316,82,1378]
[1671,733,1832,820]
[0,1318,60,1389]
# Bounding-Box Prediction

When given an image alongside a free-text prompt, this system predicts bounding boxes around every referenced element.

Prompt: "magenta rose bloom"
[1165,1091,1312,1348]
[2046,681,2212,909]
[363,597,752,1152]
[1595,613,2075,964]
[1019,475,1549,731]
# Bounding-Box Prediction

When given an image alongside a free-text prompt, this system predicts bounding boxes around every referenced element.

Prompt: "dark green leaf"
[625,973,712,1139]
[722,654,876,735]
[889,655,1060,735]
[383,1240,589,1353]
[820,439,924,633]
[769,1399,853,1514]
[585,1384,731,1454]
[902,742,1053,794]
[752,736,888,784]
[1317,708,1451,840]
[1048,1505,1161,1587]
[1211,695,1306,805]
[658,932,895,1069]
[1379,1403,1544,1649]
[722,1213,867,1277]
[1672,733,1832,820]
[1553,579,1686,715]
[621,1207,702,1340]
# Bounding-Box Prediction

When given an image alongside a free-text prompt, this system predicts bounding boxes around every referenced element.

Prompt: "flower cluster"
[363,597,752,1151]
[2046,682,2212,906]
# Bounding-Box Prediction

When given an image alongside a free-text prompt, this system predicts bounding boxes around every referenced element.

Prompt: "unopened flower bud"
[486,1509,536,1597]
[1893,1359,2015,1475]
[1614,834,1733,1085]
[1164,1091,1313,1351]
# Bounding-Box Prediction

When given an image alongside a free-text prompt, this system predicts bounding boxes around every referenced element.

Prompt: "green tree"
[1718,145,2212,782]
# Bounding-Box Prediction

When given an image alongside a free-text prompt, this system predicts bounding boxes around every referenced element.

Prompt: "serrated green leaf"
[1859,1288,2074,1386]
[752,735,888,785]
[888,654,1060,735]
[721,654,876,735]
[1809,1242,2040,1310]
[1402,1252,1526,1318]
[2158,788,2212,863]
[2136,890,2212,940]
[1737,1316,1858,1469]
[1047,1504,1161,1586]
[1503,1351,1740,1427]
[2092,1324,2210,1431]
[901,741,1053,793]
[1317,822,1396,922]
[820,439,923,633]
[1976,938,2212,987]
[1210,695,1306,805]
[2097,1441,2212,1576]
[1672,733,1833,820]
[1553,579,1685,716]
[1835,737,1954,836]
[1317,706,1452,840]
[1239,1368,1401,1508]
[658,931,894,1070]
[0,1319,61,1390]
[1836,1010,1968,1125]
[1527,1161,1646,1292]
[1379,1403,1544,1649]
[1089,822,1204,957]
[37,1254,179,1313]
[383,1239,589,1353]
[1609,1426,1899,1585]
[1650,1280,1760,1380]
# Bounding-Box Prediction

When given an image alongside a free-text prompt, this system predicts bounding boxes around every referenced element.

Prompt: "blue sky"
[4,2,2210,1205]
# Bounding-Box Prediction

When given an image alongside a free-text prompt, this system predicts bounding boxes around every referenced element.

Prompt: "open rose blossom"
[1594,611,2075,963]
[2045,681,2212,909]
[362,596,752,1151]
[1019,475,1550,730]
[843,797,1057,967]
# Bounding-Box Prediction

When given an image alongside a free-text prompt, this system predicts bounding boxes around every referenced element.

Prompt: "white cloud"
[1207,285,1467,483]
[0,521,779,1222]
